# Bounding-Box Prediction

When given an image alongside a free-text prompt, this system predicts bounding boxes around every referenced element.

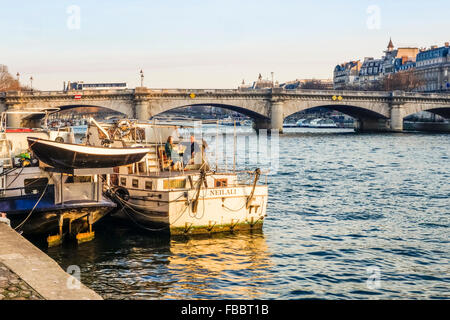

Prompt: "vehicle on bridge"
[64,81,127,91]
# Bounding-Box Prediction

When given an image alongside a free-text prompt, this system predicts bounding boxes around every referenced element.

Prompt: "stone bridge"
[0,87,449,132]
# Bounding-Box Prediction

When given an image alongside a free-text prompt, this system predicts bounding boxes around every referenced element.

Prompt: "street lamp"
[271,72,274,87]
[140,69,144,87]
[30,76,33,91]
[16,72,20,90]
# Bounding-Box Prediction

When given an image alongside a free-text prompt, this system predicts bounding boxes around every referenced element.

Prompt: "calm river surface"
[40,127,449,299]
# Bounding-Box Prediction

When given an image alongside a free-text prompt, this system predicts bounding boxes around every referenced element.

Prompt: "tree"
[0,66,21,92]
[0,65,33,92]
[300,80,333,90]
[382,70,424,91]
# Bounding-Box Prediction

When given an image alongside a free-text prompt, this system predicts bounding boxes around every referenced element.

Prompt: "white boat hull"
[113,184,268,235]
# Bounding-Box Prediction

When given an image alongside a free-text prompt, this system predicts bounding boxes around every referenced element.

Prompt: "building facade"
[333,61,361,89]
[358,57,383,87]
[238,74,274,91]
[332,39,449,92]
[281,79,333,90]
[381,44,418,76]
[239,75,332,91]
[415,43,450,92]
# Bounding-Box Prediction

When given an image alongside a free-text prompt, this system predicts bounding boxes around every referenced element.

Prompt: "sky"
[1,0,449,90]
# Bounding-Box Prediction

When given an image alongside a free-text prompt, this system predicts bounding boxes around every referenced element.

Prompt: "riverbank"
[0,262,43,300]
[0,223,102,300]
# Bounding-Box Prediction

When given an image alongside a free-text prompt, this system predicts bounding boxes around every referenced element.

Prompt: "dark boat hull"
[1,188,116,235]
[27,137,149,169]
[110,203,170,233]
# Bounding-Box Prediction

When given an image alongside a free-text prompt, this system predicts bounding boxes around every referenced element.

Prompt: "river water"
[41,127,449,299]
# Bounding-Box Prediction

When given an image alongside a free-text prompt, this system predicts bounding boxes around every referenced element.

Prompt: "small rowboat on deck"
[27,137,150,169]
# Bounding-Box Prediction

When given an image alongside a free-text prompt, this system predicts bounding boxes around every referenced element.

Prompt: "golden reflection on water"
[164,232,273,299]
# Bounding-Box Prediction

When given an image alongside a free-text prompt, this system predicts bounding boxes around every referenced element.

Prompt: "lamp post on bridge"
[140,69,144,87]
[16,72,20,90]
[30,76,33,91]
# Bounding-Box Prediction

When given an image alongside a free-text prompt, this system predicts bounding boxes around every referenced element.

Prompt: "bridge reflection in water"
[39,222,273,300]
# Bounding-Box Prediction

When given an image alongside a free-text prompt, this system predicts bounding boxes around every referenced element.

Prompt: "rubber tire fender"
[115,187,130,202]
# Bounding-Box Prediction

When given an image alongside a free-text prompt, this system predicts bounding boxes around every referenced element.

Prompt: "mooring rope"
[14,174,52,231]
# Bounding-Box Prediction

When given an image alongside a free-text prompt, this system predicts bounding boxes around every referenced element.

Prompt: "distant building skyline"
[333,39,449,92]
[1,0,449,90]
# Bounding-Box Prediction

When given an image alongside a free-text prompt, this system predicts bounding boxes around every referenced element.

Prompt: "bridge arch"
[402,103,450,119]
[54,104,131,117]
[16,100,135,118]
[145,99,270,121]
[282,101,390,121]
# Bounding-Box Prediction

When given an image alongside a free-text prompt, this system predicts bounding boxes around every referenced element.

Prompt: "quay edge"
[0,223,102,300]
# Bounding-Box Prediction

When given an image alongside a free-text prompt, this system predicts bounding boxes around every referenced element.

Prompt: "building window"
[132,179,139,188]
[120,177,127,186]
[145,181,152,190]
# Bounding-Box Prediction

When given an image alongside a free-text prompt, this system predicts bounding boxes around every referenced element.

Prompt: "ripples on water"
[43,128,449,299]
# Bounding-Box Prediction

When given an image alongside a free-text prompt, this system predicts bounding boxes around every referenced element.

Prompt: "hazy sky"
[1,0,449,90]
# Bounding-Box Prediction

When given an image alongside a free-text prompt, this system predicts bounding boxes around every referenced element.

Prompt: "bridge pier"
[253,118,271,131]
[390,105,404,132]
[354,118,390,132]
[253,100,285,133]
[134,100,149,121]
[270,101,284,134]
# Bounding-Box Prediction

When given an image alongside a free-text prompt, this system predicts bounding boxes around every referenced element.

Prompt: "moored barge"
[85,119,269,235]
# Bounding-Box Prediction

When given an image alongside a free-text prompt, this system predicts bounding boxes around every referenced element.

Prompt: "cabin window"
[138,161,146,173]
[24,178,48,195]
[215,178,228,187]
[73,176,92,183]
[145,181,152,190]
[132,179,139,188]
[163,179,186,189]
[120,177,127,186]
